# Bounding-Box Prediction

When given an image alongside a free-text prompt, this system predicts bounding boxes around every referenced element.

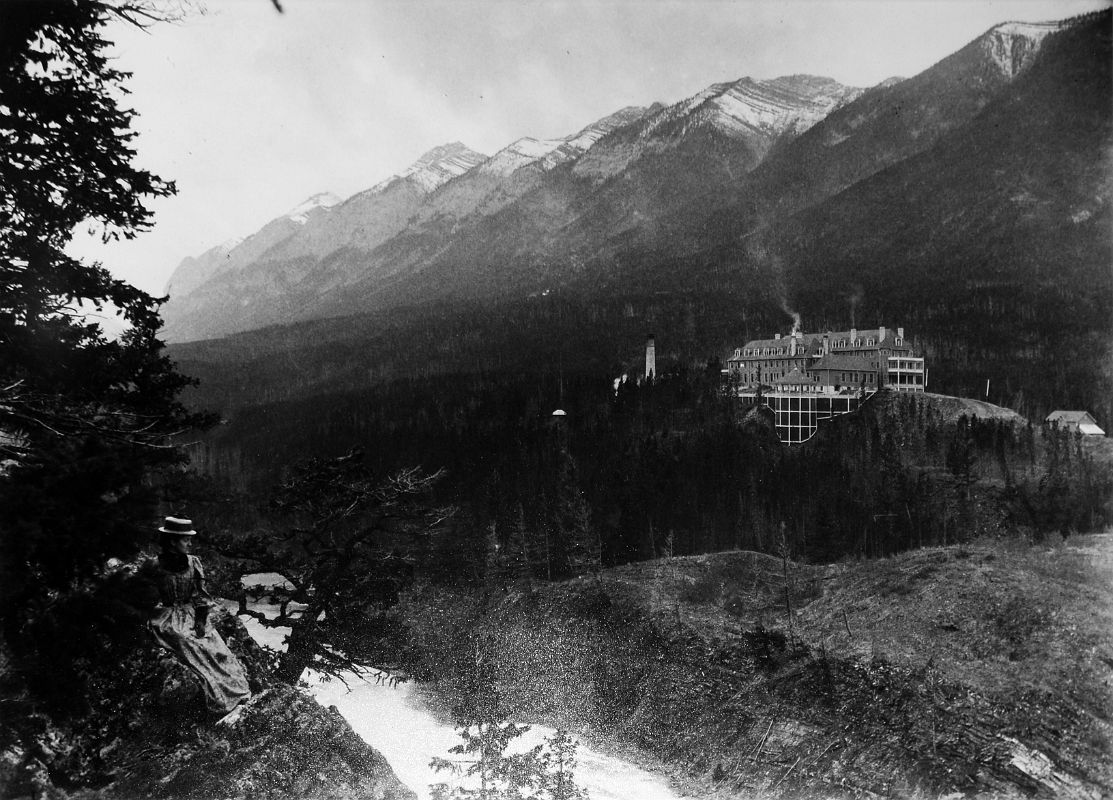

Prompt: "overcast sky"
[73,0,1110,298]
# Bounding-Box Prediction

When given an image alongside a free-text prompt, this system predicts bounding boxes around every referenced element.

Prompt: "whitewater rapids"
[231,576,688,800]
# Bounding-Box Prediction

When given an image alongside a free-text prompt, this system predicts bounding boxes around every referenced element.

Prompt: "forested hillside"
[181,361,1112,579]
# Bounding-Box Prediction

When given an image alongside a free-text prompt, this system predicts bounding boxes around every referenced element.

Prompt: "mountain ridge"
[171,69,860,295]
[160,73,863,340]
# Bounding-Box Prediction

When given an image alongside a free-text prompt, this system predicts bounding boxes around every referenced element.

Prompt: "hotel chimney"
[645,333,656,380]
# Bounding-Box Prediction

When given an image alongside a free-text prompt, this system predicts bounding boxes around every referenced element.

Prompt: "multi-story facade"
[725,326,927,443]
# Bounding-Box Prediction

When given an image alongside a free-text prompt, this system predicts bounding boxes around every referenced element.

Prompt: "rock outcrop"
[108,683,414,800]
[0,600,414,800]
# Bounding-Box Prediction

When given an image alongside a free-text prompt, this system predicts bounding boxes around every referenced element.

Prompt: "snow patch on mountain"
[478,108,653,177]
[632,75,861,145]
[480,137,565,176]
[993,20,1065,37]
[362,142,487,196]
[540,106,652,170]
[563,107,649,152]
[284,192,341,224]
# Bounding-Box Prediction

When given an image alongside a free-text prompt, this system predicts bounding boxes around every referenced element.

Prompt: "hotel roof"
[741,328,913,353]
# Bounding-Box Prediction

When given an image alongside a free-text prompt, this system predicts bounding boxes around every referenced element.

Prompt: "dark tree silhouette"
[220,449,455,684]
[0,1,206,618]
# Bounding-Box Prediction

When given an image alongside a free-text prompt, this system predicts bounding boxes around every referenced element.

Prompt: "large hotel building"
[725,326,927,444]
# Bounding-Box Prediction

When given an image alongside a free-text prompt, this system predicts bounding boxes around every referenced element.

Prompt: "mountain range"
[165,11,1111,428]
[161,72,864,340]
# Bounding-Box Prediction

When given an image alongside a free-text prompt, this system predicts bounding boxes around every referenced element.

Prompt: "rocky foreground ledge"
[107,684,414,800]
[0,606,414,800]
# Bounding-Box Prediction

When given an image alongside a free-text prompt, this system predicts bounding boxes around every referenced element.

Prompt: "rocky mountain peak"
[698,74,863,137]
[610,74,861,152]
[980,20,1063,78]
[399,142,487,192]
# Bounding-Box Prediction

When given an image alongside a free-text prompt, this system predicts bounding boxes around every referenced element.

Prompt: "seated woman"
[143,516,251,719]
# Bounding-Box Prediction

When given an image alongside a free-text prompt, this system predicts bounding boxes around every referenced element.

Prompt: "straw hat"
[158,516,197,536]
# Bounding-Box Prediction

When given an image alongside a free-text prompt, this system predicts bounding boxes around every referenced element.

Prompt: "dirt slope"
[406,534,1113,798]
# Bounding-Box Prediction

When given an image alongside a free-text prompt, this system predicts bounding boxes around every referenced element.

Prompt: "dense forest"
[182,360,1112,588]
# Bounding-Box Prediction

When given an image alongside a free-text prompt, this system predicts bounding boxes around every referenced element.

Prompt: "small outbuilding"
[1045,410,1105,436]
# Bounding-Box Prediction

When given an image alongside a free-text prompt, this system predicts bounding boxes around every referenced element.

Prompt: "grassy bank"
[396,533,1113,799]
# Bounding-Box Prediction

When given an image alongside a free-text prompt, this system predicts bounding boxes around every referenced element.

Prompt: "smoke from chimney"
[846,285,864,328]
[780,300,802,337]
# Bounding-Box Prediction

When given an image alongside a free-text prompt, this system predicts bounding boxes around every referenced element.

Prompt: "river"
[231,576,690,800]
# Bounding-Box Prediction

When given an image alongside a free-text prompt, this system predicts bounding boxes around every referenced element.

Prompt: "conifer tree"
[507,503,535,587]
[0,1,207,621]
[431,723,590,800]
[430,719,548,800]
[430,630,588,800]
[484,521,509,590]
[539,730,588,800]
[217,449,454,684]
[553,446,600,577]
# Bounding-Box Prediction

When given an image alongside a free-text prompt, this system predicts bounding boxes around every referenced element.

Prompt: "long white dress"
[147,554,251,714]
